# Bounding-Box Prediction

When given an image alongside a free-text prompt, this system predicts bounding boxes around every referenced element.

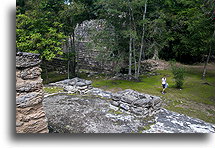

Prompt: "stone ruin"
[45,78,215,133]
[110,89,162,117]
[48,78,162,117]
[16,52,49,133]
[15,52,215,133]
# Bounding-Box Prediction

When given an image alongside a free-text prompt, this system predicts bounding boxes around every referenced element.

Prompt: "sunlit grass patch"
[90,65,215,123]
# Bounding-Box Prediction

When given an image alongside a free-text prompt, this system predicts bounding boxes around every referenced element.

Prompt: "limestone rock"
[119,103,130,111]
[19,67,42,79]
[16,91,43,108]
[112,93,122,101]
[121,94,138,104]
[133,99,151,107]
[43,94,215,133]
[16,79,43,92]
[110,101,120,107]
[16,52,48,133]
[16,52,41,68]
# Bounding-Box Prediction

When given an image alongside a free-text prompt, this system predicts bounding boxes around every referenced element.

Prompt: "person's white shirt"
[162,77,166,85]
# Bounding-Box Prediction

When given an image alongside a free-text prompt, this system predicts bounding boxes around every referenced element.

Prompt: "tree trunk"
[66,38,70,79]
[129,2,137,78]
[133,39,137,78]
[67,60,70,79]
[68,31,76,78]
[129,34,132,76]
[137,0,147,77]
[152,45,159,60]
[72,31,76,77]
[202,26,215,79]
[128,5,132,76]
[202,51,211,80]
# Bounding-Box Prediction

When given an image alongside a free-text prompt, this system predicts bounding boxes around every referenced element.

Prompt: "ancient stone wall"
[48,78,162,117]
[41,58,67,74]
[16,52,49,133]
[75,20,116,73]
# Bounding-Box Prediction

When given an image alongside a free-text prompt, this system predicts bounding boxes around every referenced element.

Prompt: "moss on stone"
[43,86,64,94]
[108,109,123,115]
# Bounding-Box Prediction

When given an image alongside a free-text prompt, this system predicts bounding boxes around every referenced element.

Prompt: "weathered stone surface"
[19,67,42,79]
[121,94,138,104]
[142,109,215,133]
[16,118,48,133]
[133,99,151,107]
[77,85,88,90]
[16,52,41,68]
[16,52,48,133]
[85,80,92,85]
[48,79,162,116]
[50,78,93,95]
[43,94,150,133]
[75,19,116,73]
[151,96,162,106]
[43,94,215,133]
[119,103,130,111]
[88,88,113,99]
[112,93,122,101]
[76,81,86,86]
[110,101,120,107]
[16,79,43,92]
[131,107,144,115]
[16,91,43,108]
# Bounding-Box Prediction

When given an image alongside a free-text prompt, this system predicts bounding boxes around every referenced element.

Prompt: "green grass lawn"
[91,65,215,123]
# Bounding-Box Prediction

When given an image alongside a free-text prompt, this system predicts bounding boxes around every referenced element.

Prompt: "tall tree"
[202,0,215,79]
[59,0,85,78]
[137,0,147,78]
[16,0,66,60]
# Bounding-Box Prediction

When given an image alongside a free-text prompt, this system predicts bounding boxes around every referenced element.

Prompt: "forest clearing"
[16,0,215,133]
[42,61,215,124]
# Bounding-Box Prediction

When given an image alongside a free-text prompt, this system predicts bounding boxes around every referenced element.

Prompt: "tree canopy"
[16,0,215,75]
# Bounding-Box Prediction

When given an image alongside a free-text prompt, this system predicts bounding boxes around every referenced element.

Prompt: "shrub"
[170,62,185,88]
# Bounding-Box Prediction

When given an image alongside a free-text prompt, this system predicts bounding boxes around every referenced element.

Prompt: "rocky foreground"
[43,78,215,133]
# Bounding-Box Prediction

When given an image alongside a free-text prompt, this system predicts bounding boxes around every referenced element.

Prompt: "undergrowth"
[91,65,215,123]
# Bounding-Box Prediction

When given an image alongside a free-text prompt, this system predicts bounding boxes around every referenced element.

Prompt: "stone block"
[20,67,42,79]
[112,93,122,101]
[133,99,151,107]
[110,100,120,107]
[16,52,41,68]
[85,80,92,85]
[76,81,86,86]
[119,103,130,111]
[131,107,143,115]
[121,94,138,104]
[16,91,43,108]
[16,118,48,133]
[16,79,43,92]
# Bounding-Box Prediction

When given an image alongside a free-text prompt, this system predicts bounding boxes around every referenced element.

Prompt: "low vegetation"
[42,62,215,124]
[91,63,215,124]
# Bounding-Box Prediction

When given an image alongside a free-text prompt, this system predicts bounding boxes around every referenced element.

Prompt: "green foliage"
[158,0,214,63]
[170,61,185,88]
[17,0,215,68]
[16,0,66,60]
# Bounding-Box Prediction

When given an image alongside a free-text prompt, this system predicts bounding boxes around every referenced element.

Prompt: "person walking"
[161,76,167,94]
